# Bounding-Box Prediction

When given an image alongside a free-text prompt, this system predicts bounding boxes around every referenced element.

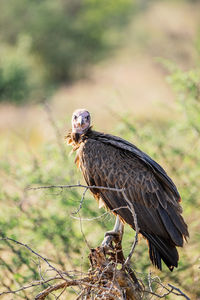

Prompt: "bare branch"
[148,271,153,293]
[43,101,67,160]
[0,237,68,280]
[168,284,191,300]
[70,211,108,221]
[0,276,62,296]
[144,280,191,300]
[27,183,125,193]
[78,213,91,250]
[72,187,88,214]
[35,280,71,300]
[122,191,139,267]
[34,276,126,300]
[70,206,129,221]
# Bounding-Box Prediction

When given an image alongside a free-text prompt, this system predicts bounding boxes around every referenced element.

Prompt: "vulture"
[66,108,189,271]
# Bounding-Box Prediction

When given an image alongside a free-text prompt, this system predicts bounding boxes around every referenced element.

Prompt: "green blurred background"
[0,0,199,299]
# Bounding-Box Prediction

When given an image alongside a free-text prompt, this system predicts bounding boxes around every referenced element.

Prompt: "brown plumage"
[66,109,189,271]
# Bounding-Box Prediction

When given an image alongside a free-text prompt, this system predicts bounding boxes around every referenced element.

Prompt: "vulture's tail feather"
[149,241,162,270]
[142,232,179,271]
[158,207,184,246]
[166,205,189,239]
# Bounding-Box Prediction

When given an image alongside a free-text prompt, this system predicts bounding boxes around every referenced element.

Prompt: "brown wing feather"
[77,136,188,270]
[78,139,188,241]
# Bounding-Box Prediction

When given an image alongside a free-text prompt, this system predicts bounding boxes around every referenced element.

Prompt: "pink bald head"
[72,109,91,134]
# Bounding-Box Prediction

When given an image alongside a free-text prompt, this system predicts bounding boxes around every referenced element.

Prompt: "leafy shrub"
[0,0,135,103]
[0,59,29,103]
[0,38,44,103]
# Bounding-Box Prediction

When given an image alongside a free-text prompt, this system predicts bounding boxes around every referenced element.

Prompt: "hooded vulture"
[66,108,189,271]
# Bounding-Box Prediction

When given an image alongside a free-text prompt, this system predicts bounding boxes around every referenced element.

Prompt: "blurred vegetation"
[0,63,200,299]
[0,0,200,299]
[0,0,199,103]
[0,0,135,103]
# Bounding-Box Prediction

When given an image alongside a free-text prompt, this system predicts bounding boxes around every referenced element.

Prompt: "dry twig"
[27,183,124,193]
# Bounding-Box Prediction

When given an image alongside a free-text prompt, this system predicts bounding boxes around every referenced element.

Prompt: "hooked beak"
[77,116,83,126]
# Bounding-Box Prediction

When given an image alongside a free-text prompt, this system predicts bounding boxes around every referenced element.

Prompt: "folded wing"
[79,132,189,270]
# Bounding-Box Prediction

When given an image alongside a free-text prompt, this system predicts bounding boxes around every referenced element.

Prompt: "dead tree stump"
[87,242,143,300]
[35,236,143,299]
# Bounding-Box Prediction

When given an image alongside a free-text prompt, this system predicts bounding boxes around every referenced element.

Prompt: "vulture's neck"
[65,127,93,150]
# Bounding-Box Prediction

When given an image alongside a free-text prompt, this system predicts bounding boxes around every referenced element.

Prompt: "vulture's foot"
[101,216,125,263]
[101,230,121,249]
[101,230,124,263]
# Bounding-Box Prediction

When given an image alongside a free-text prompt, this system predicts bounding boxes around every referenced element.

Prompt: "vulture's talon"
[104,231,120,238]
[101,229,123,250]
[101,234,114,249]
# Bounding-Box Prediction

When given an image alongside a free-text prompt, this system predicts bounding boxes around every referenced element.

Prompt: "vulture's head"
[72,109,91,134]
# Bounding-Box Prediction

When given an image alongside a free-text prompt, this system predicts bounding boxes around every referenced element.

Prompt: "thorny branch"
[0,184,191,299]
[27,183,125,193]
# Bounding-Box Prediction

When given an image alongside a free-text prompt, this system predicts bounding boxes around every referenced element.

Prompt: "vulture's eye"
[74,115,77,120]
[86,116,89,120]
